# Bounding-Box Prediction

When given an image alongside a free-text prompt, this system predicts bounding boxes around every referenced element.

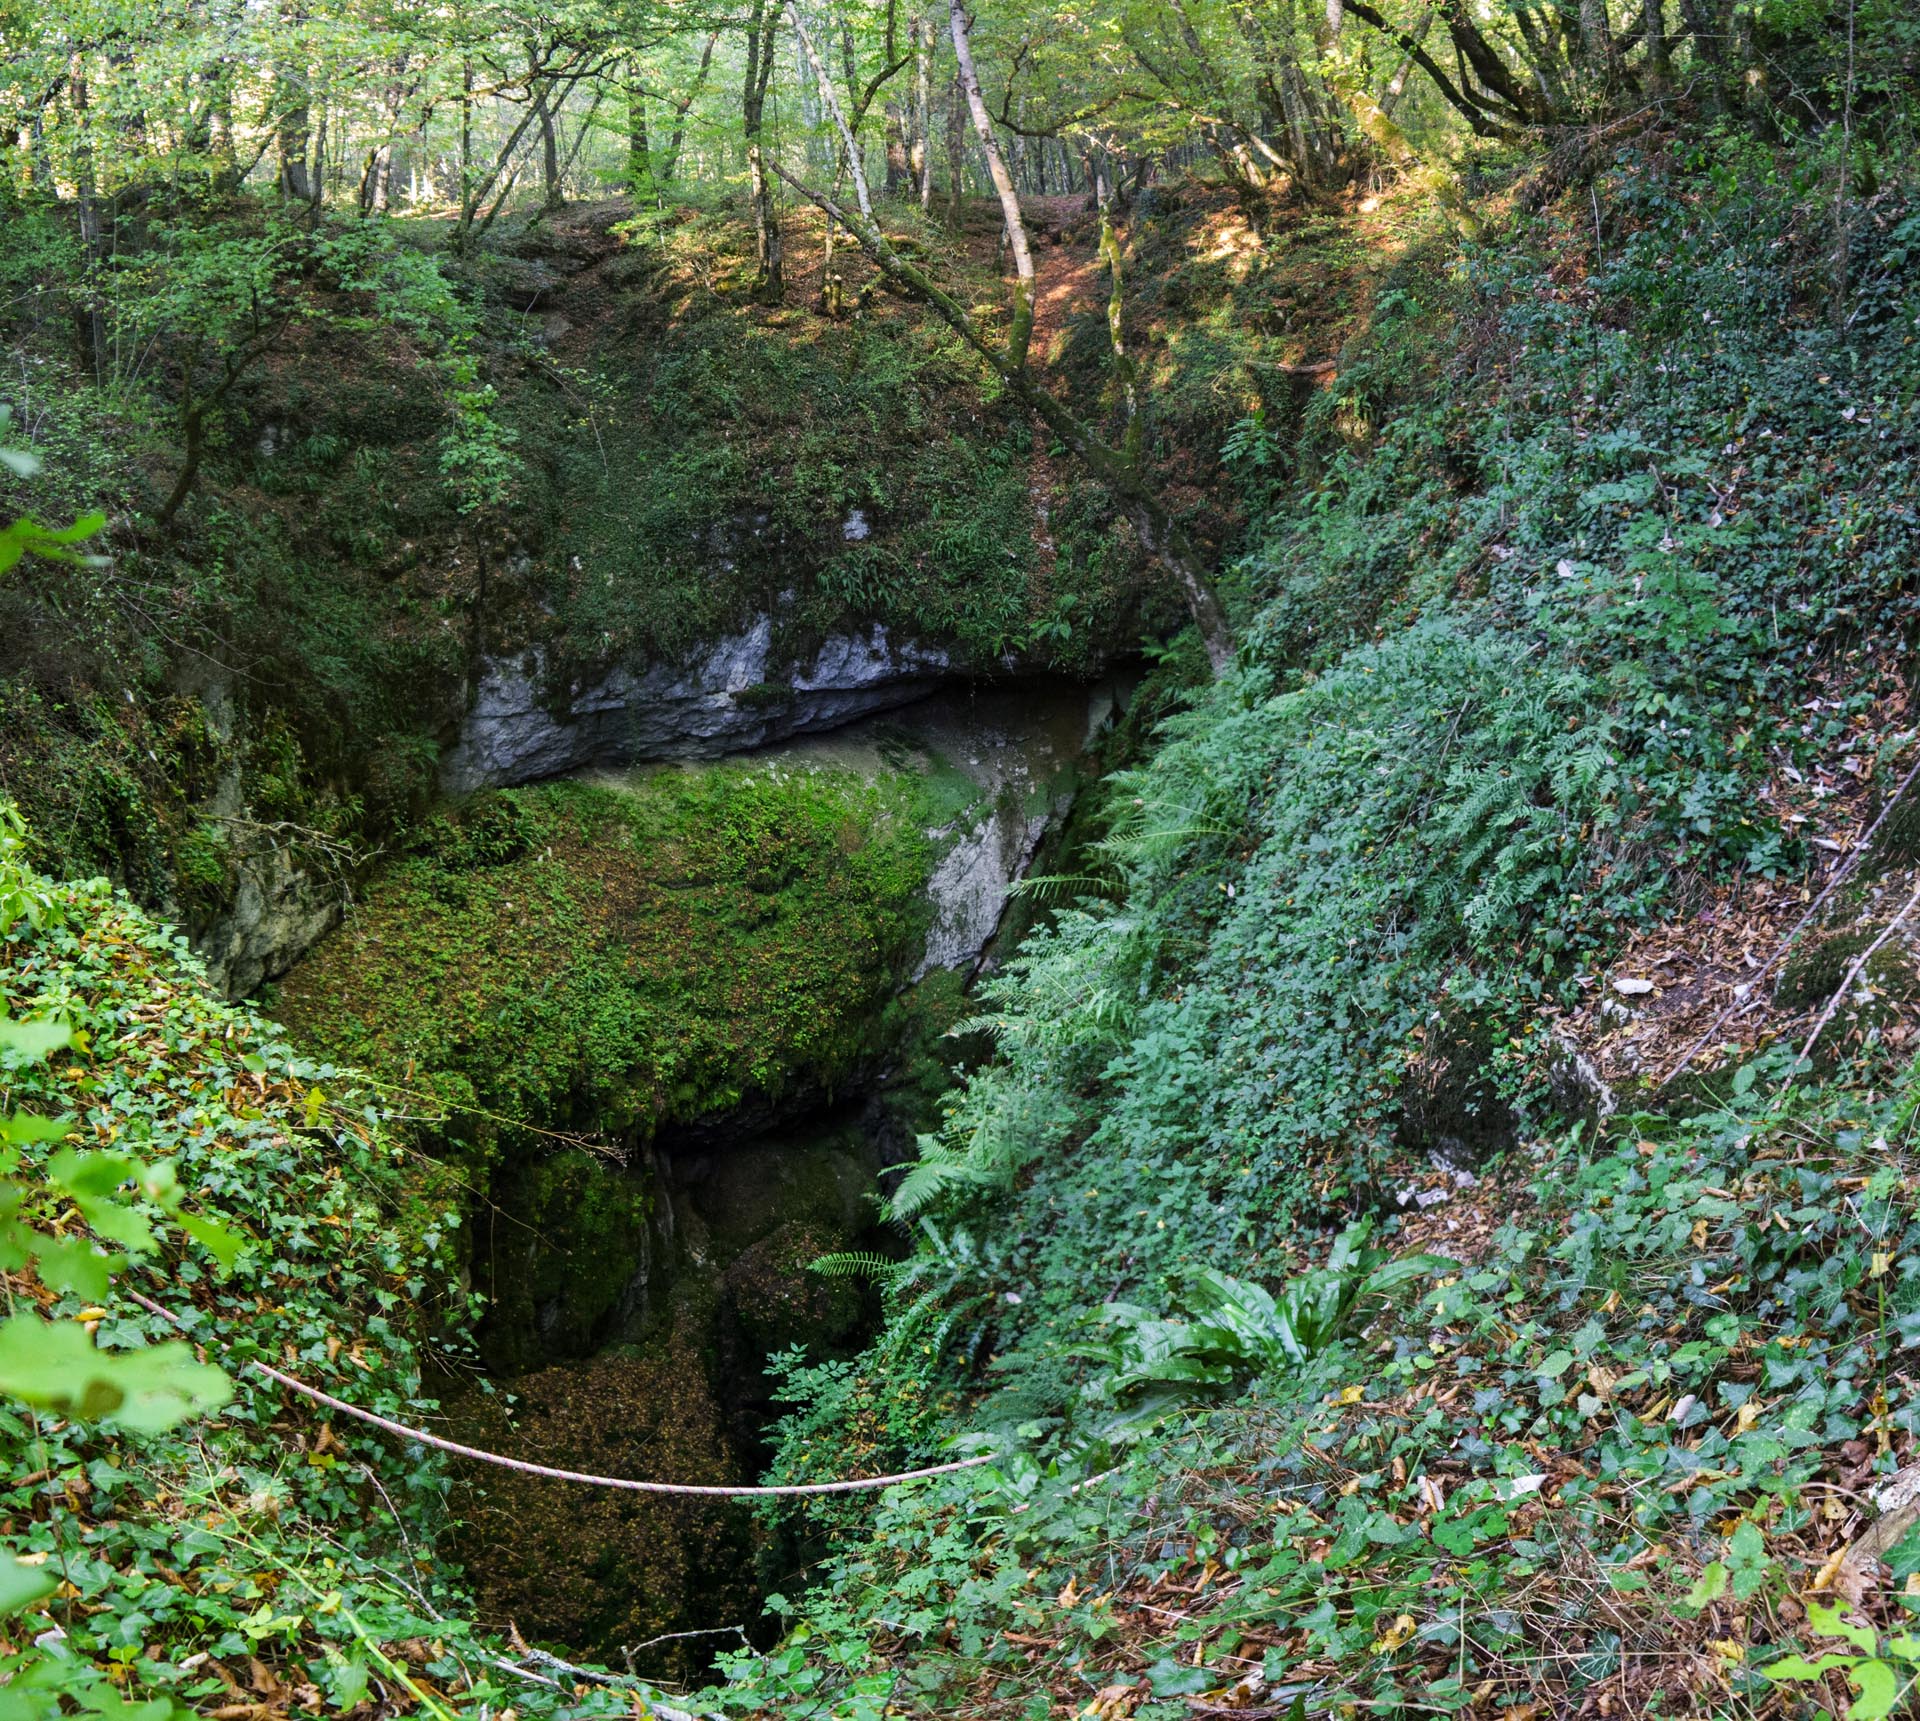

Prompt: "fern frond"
[809,1250,900,1281]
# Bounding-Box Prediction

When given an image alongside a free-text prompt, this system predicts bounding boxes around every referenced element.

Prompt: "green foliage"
[0,822,691,1717]
[1077,1237,1454,1436]
[1765,1599,1920,1721]
[720,1056,1920,1715]
[273,769,933,1143]
[0,406,105,580]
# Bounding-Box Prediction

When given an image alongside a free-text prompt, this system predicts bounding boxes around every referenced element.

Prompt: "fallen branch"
[127,1287,992,1497]
[1657,745,1920,1091]
[1788,872,1920,1077]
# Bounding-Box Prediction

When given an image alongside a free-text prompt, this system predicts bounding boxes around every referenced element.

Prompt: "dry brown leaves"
[1554,677,1919,1098]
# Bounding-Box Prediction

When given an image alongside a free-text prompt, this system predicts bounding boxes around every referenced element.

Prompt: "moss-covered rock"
[270,767,933,1145]
[477,1148,655,1376]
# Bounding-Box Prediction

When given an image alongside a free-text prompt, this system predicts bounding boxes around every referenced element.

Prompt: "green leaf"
[180,1212,244,1275]
[0,1017,74,1065]
[1848,1658,1899,1721]
[1536,1349,1574,1379]
[0,1317,232,1435]
[1764,1651,1856,1681]
[49,1148,136,1199]
[0,1551,55,1617]
[1686,1561,1729,1608]
[1,1111,74,1148]
[1808,1598,1881,1654]
[29,1233,119,1302]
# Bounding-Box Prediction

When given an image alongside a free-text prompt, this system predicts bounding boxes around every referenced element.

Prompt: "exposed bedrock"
[441,615,956,792]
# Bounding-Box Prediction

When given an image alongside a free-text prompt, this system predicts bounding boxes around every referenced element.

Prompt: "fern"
[809,1250,900,1281]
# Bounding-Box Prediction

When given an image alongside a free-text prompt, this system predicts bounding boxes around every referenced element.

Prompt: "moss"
[273,768,933,1145]
[443,1339,759,1680]
[1776,928,1919,1010]
[723,1218,868,1357]
[476,1148,655,1376]
[1866,789,1920,875]
[1775,927,1920,1067]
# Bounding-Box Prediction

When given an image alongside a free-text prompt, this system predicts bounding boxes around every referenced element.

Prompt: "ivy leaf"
[0,1017,74,1065]
[1145,1658,1215,1696]
[0,1552,55,1617]
[0,1317,232,1435]
[1536,1349,1574,1379]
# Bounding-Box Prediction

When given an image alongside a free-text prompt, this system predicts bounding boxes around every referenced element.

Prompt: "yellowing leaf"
[1371,1613,1417,1653]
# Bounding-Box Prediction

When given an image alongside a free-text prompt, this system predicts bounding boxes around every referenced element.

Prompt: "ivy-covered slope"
[714,133,1920,1718]
[0,834,616,1716]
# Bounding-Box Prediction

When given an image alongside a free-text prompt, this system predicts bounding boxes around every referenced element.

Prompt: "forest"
[2,0,1920,1715]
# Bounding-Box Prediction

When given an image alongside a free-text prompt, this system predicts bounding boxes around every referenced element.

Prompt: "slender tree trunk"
[913,14,933,209]
[944,71,966,223]
[884,102,910,195]
[627,61,655,200]
[68,67,110,385]
[949,0,1034,367]
[533,55,562,210]
[1579,0,1619,104]
[661,32,720,182]
[459,56,475,222]
[273,4,313,199]
[1380,8,1435,116]
[308,88,327,210]
[743,0,784,299]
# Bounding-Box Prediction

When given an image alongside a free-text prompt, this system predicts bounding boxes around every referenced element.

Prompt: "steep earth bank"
[0,196,1174,1001]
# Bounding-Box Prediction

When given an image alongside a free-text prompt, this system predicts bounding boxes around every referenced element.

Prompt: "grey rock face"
[195,841,344,998]
[441,617,953,792]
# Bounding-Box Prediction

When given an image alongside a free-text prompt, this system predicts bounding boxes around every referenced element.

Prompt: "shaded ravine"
[271,672,1124,1679]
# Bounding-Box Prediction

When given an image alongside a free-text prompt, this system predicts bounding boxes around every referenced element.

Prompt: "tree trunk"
[949,0,1034,367]
[1380,8,1435,116]
[1642,0,1670,93]
[944,71,966,224]
[913,14,933,209]
[884,102,910,195]
[627,62,654,200]
[661,32,719,182]
[273,4,313,199]
[533,59,562,210]
[70,67,110,385]
[743,0,783,299]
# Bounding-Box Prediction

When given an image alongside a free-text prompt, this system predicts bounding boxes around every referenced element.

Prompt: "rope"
[126,1290,991,1498]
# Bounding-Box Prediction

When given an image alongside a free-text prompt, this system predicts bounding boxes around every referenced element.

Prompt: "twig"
[1786,872,1920,1080]
[1656,745,1920,1090]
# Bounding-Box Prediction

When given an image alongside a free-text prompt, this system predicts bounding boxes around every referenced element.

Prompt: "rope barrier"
[127,1289,992,1498]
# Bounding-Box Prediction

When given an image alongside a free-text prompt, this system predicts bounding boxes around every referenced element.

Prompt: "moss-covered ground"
[269,766,934,1144]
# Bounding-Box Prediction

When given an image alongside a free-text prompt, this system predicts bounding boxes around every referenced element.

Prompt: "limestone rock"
[441,617,953,792]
